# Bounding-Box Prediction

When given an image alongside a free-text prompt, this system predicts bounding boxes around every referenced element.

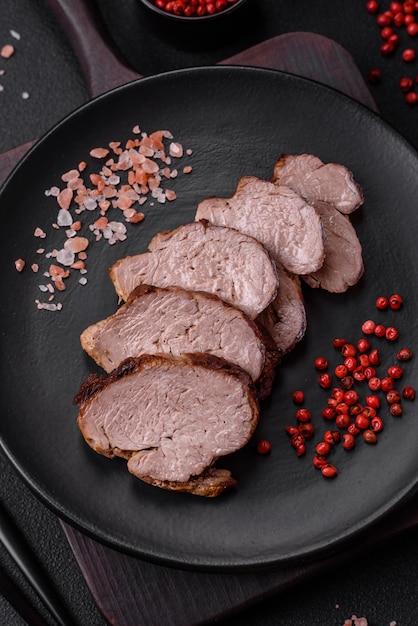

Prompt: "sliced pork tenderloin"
[273,154,364,214]
[109,221,278,319]
[302,201,364,292]
[195,177,324,275]
[81,285,279,398]
[75,354,259,497]
[257,265,307,357]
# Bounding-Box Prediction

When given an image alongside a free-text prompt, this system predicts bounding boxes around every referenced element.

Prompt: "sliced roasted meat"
[75,354,259,497]
[109,221,278,319]
[273,154,364,214]
[257,265,307,356]
[81,285,279,397]
[303,201,364,292]
[195,177,324,275]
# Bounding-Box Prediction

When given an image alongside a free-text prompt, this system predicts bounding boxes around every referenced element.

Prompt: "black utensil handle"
[0,501,73,626]
[0,567,48,626]
[46,0,140,98]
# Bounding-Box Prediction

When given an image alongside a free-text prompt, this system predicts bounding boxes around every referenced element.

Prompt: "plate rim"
[2,64,418,572]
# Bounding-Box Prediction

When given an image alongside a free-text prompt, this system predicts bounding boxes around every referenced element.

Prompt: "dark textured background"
[1,0,418,624]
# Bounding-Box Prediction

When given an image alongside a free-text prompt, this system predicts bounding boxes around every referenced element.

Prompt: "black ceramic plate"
[1,67,418,571]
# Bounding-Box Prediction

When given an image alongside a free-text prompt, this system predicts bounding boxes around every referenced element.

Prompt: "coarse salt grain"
[21,91,29,100]
[132,125,141,134]
[57,209,73,227]
[0,85,4,92]
[10,30,21,40]
[36,248,45,254]
[169,142,183,158]
[34,227,46,238]
[90,147,109,159]
[183,165,192,174]
[1,44,14,58]
[79,277,87,285]
[186,148,193,155]
[31,263,39,273]
[14,258,25,272]
[56,249,75,266]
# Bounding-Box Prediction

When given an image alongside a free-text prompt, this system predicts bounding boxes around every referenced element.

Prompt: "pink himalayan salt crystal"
[142,158,159,174]
[186,148,193,155]
[183,165,192,174]
[132,125,141,134]
[128,212,145,224]
[165,189,177,201]
[34,227,46,238]
[169,142,183,158]
[90,147,109,159]
[93,217,108,230]
[1,44,14,59]
[78,161,87,172]
[61,169,79,182]
[15,258,25,272]
[57,188,73,210]
[31,264,39,273]
[56,249,75,266]
[78,251,88,260]
[64,236,89,253]
[57,209,73,227]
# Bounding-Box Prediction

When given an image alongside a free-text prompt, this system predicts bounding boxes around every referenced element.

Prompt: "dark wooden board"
[1,0,416,624]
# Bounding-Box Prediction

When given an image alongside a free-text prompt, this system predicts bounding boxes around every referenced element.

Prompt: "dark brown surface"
[0,3,417,626]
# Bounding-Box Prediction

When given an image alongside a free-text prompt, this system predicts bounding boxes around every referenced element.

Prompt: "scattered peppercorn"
[347,423,361,436]
[357,338,371,353]
[376,296,389,310]
[381,377,395,392]
[321,464,338,479]
[322,407,336,420]
[375,324,386,338]
[369,348,381,365]
[335,365,348,379]
[364,366,376,379]
[313,455,328,470]
[368,67,382,84]
[368,376,382,391]
[341,343,357,358]
[362,320,376,335]
[332,337,348,349]
[342,433,356,450]
[344,356,358,371]
[345,390,359,405]
[292,390,305,405]
[336,413,351,429]
[366,394,380,409]
[402,386,416,401]
[402,48,416,62]
[389,293,403,310]
[390,403,403,416]
[387,365,404,379]
[406,91,418,105]
[371,416,384,432]
[314,356,329,371]
[386,390,401,404]
[341,375,354,389]
[257,439,272,455]
[359,354,371,368]
[318,373,332,389]
[363,429,378,444]
[295,408,312,423]
[386,326,399,342]
[315,441,331,456]
[285,425,299,437]
[356,414,370,430]
[400,76,414,91]
[397,347,413,361]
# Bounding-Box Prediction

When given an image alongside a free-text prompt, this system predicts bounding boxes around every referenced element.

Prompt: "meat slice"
[257,265,307,356]
[75,354,259,497]
[273,154,364,214]
[303,201,364,292]
[195,177,324,275]
[109,221,278,319]
[81,285,279,397]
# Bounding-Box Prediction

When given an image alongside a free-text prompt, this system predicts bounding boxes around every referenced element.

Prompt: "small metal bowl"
[138,0,249,23]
